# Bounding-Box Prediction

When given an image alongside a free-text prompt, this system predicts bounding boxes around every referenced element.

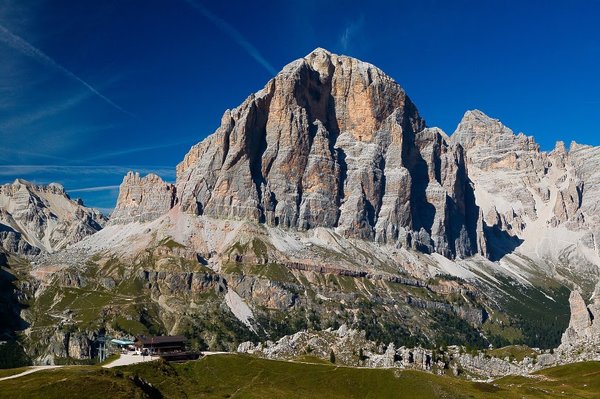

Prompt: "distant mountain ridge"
[0,179,106,255]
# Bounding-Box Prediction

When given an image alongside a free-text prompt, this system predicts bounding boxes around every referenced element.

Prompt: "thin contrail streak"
[82,139,196,162]
[0,149,68,162]
[0,23,131,115]
[69,185,120,193]
[183,0,277,76]
[0,165,176,178]
[0,91,90,130]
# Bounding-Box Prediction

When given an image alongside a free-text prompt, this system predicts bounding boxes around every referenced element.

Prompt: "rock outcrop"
[0,179,106,255]
[558,288,600,354]
[237,325,435,370]
[175,48,483,258]
[236,325,562,378]
[110,172,176,224]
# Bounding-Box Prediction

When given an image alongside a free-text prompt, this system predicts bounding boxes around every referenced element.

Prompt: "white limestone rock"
[109,172,176,224]
[0,179,106,255]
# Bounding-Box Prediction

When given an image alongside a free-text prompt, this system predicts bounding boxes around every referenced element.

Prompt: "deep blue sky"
[1,0,600,213]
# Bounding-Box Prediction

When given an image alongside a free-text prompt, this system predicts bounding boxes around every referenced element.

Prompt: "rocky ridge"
[236,324,562,379]
[452,110,598,267]
[0,179,106,256]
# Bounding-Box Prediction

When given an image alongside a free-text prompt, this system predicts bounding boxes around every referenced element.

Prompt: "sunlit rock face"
[558,285,600,356]
[175,48,482,258]
[0,179,106,255]
[109,171,176,225]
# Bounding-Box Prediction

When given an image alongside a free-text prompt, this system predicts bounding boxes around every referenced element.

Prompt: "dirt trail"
[0,366,62,382]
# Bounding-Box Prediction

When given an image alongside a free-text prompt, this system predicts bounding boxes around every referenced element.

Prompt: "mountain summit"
[173,48,482,258]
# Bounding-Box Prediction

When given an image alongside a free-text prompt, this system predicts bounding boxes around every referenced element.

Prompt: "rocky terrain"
[236,324,561,379]
[1,48,600,375]
[237,280,600,379]
[238,282,600,379]
[0,179,106,256]
[557,282,600,360]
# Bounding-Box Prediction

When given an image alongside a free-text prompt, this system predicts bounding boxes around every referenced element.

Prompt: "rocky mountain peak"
[307,47,332,56]
[11,179,65,195]
[553,140,568,155]
[174,48,482,258]
[452,109,539,153]
[0,179,106,255]
[109,171,176,225]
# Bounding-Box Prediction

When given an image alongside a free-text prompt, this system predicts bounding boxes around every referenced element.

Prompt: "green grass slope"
[0,355,599,398]
[0,366,150,399]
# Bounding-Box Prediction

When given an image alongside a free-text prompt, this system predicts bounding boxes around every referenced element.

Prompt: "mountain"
[176,47,480,259]
[0,179,106,256]
[2,48,600,371]
[454,110,600,288]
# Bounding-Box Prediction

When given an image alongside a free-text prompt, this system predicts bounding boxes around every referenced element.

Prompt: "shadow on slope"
[0,258,32,368]
[484,225,524,261]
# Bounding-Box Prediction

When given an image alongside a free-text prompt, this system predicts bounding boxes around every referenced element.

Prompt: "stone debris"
[236,325,564,378]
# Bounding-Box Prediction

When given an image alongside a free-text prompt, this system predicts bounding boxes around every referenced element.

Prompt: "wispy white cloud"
[339,16,365,52]
[0,148,68,163]
[0,164,175,178]
[81,139,196,162]
[0,123,122,163]
[69,185,120,193]
[183,0,277,75]
[0,90,91,130]
[0,22,131,115]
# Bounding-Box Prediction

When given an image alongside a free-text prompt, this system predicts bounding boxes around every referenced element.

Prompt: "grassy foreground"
[0,354,598,398]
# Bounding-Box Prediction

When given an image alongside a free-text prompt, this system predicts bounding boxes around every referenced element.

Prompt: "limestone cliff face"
[176,48,482,258]
[567,143,600,229]
[0,179,106,255]
[452,111,593,234]
[452,110,549,235]
[110,172,176,224]
[451,109,600,265]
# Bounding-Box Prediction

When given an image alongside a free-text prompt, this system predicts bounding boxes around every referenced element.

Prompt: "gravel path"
[0,366,62,382]
[0,352,209,381]
[102,353,159,368]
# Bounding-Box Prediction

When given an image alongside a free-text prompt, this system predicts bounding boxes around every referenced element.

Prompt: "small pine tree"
[329,349,336,364]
